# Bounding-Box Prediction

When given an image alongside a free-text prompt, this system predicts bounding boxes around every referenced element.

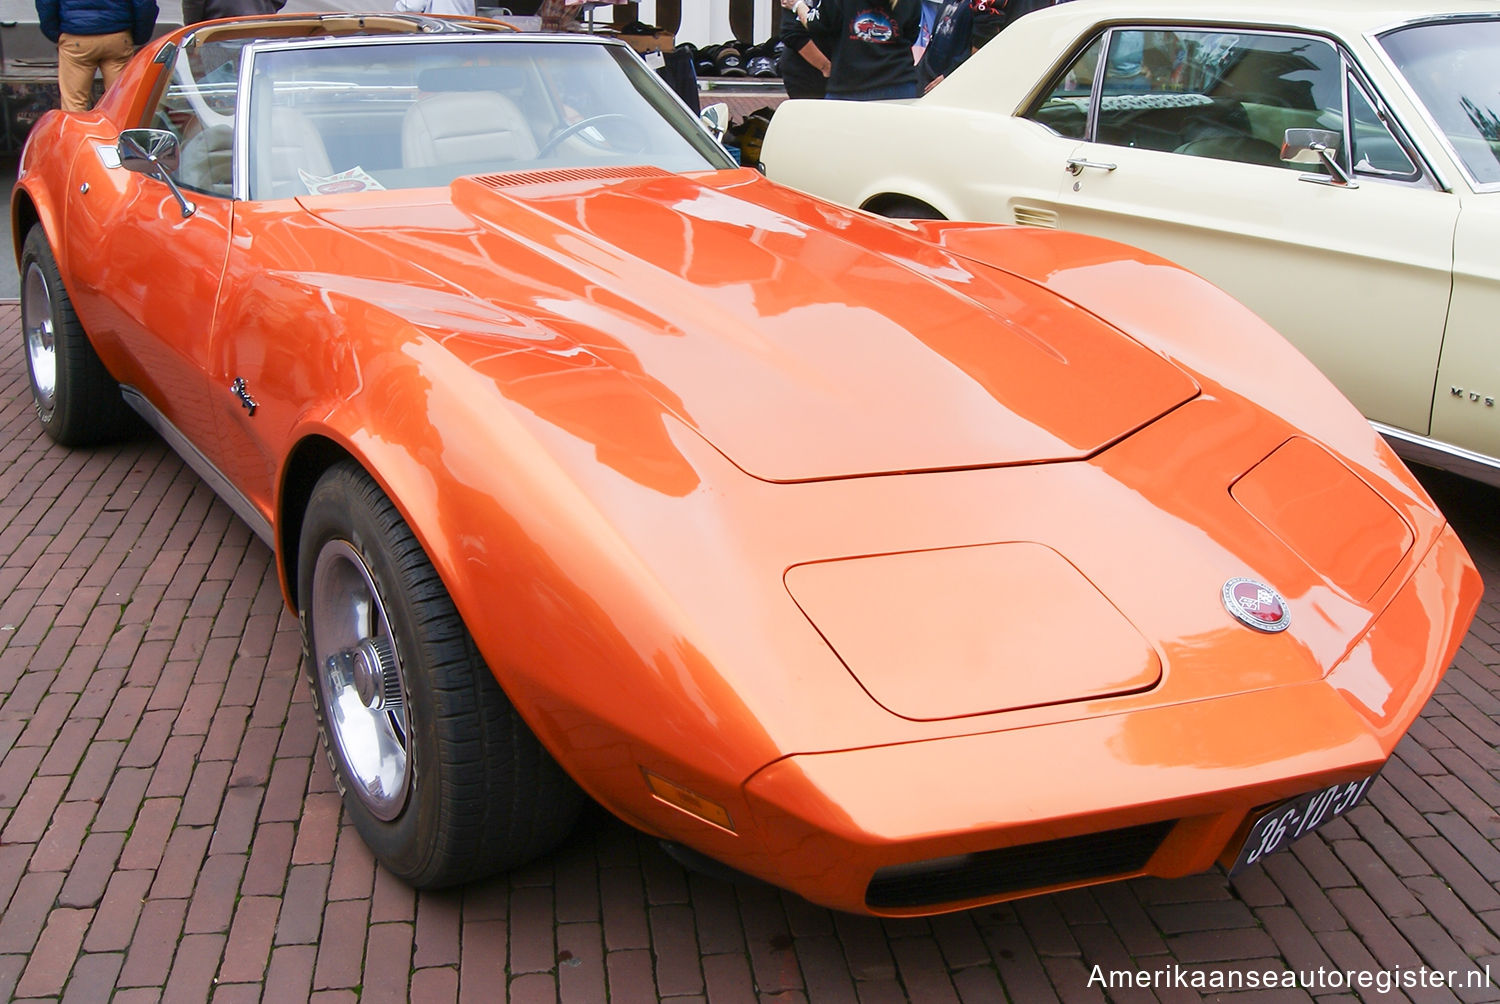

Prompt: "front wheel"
[19,224,137,446]
[298,461,583,888]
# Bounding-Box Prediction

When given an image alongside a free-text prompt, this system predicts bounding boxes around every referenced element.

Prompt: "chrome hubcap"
[311,540,411,820]
[21,261,57,414]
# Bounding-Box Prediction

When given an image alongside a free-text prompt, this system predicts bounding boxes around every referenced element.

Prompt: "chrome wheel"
[310,539,412,820]
[22,260,57,415]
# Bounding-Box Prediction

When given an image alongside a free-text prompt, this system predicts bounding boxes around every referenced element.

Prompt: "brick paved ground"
[4,298,1500,1002]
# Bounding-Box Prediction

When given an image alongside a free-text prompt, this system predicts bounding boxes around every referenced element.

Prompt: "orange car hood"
[303,169,1198,482]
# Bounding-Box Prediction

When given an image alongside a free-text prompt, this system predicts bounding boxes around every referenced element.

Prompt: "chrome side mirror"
[1282,127,1356,188]
[118,128,197,218]
[700,102,729,143]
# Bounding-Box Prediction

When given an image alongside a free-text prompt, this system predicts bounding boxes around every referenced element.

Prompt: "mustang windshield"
[244,37,733,199]
[1380,18,1500,185]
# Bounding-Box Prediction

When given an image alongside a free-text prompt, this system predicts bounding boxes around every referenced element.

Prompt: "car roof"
[1021,0,1500,35]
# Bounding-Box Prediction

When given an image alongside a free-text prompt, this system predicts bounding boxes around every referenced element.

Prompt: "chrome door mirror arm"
[117,128,198,218]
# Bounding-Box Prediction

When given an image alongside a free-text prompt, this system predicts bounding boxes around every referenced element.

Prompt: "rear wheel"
[298,460,583,888]
[20,224,137,446]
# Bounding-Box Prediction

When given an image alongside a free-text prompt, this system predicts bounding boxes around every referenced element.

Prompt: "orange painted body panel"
[787,543,1163,720]
[11,22,1481,914]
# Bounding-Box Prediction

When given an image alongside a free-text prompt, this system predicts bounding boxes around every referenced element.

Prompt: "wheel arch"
[12,190,42,273]
[12,112,75,275]
[278,433,361,613]
[859,191,951,221]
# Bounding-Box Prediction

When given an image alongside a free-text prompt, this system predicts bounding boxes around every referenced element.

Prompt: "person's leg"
[96,31,137,93]
[55,33,98,112]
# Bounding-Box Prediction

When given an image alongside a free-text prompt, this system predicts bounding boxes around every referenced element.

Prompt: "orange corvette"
[12,15,1481,916]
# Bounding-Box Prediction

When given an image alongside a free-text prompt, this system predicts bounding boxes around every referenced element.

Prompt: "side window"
[1349,77,1420,179]
[1023,35,1102,140]
[1032,27,1347,172]
[146,41,243,198]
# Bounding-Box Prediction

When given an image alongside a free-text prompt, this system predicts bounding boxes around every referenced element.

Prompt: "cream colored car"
[761,0,1500,485]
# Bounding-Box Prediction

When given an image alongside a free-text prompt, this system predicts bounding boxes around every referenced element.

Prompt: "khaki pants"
[57,31,135,112]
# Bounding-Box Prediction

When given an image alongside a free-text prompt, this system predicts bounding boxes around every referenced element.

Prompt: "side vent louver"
[1012,205,1059,229]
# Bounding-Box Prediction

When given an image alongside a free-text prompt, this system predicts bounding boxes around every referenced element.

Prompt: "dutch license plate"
[1231,773,1378,873]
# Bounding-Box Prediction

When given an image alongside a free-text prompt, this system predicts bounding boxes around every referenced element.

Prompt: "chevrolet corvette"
[12,13,1481,915]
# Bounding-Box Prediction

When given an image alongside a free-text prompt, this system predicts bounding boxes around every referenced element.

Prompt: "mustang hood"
[307,169,1199,482]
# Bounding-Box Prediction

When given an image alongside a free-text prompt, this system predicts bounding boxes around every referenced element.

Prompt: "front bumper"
[727,524,1479,915]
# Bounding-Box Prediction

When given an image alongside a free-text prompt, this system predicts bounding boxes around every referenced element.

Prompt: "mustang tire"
[298,461,584,888]
[20,224,137,446]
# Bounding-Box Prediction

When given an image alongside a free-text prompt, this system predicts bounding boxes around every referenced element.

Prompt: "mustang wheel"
[20,224,137,446]
[298,461,584,888]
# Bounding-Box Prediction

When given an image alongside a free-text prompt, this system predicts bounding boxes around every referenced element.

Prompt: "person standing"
[37,0,157,112]
[181,0,285,24]
[914,0,1004,92]
[778,0,831,100]
[783,0,921,101]
[392,0,477,17]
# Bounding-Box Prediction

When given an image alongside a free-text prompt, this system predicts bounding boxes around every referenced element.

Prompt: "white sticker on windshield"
[298,166,386,196]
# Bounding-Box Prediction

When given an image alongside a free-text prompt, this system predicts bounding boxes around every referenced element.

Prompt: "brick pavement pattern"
[3,297,1500,1001]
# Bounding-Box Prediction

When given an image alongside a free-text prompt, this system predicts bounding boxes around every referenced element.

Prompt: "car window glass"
[1380,18,1500,185]
[146,40,245,197]
[1348,77,1419,180]
[1087,29,1343,173]
[1022,35,1102,139]
[244,39,733,201]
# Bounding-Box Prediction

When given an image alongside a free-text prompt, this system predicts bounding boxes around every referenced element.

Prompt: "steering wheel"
[536,113,646,158]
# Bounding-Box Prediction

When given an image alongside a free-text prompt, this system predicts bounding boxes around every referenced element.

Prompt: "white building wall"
[636,0,774,46]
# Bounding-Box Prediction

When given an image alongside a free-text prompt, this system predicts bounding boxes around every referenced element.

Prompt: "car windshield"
[243,36,733,200]
[1380,17,1500,185]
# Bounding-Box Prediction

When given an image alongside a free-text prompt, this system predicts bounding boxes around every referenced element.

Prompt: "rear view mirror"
[1282,127,1355,187]
[700,102,729,142]
[118,128,197,218]
[1280,127,1341,165]
[118,127,182,175]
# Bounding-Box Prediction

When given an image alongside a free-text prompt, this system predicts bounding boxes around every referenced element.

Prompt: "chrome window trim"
[1084,28,1109,143]
[1344,60,1436,190]
[1365,14,1500,195]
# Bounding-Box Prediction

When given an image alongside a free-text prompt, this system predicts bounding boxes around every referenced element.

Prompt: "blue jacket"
[37,0,158,45]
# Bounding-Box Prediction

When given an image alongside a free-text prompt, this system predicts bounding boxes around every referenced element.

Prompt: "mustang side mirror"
[700,102,729,142]
[1282,127,1356,188]
[118,128,197,218]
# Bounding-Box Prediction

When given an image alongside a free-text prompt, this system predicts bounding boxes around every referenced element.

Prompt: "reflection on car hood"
[303,168,1199,483]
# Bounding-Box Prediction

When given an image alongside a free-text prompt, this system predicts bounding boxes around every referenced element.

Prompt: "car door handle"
[1065,158,1118,175]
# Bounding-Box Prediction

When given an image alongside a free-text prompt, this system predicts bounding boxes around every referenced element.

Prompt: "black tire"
[869,197,947,221]
[297,460,584,888]
[19,224,138,446]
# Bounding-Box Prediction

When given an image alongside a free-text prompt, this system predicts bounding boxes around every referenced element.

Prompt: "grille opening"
[865,820,1174,909]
